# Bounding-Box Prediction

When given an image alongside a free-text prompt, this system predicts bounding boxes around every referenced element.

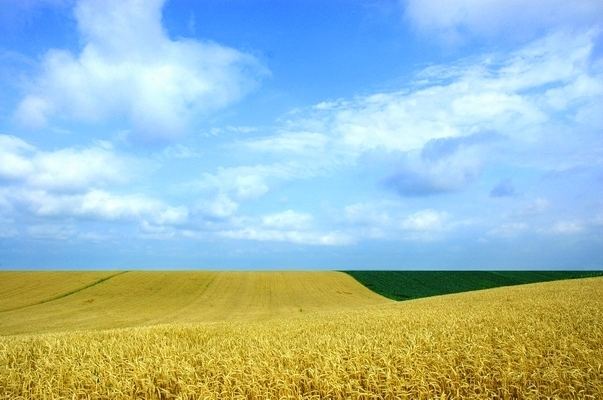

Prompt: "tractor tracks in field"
[0,271,129,313]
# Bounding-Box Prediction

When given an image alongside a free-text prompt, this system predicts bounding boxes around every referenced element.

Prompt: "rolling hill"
[0,271,388,335]
[1,276,601,399]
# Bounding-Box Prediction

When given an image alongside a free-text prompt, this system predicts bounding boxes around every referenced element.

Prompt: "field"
[1,273,602,399]
[345,270,603,300]
[0,271,387,335]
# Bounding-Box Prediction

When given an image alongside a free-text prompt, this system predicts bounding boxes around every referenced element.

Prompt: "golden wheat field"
[0,274,602,399]
[0,271,387,335]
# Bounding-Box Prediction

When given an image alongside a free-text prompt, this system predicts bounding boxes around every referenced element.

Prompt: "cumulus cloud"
[15,0,265,140]
[0,134,188,237]
[385,132,500,196]
[250,30,602,199]
[400,209,448,232]
[403,0,603,44]
[190,161,324,210]
[342,202,458,241]
[221,30,601,209]
[220,210,352,246]
[7,188,188,225]
[0,134,135,191]
[196,193,239,220]
[338,31,596,155]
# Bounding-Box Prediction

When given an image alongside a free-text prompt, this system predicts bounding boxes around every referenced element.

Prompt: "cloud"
[400,209,448,232]
[219,210,352,246]
[513,198,550,217]
[8,188,188,225]
[243,131,329,154]
[196,166,273,202]
[331,31,598,155]
[344,203,391,227]
[342,202,459,241]
[0,134,135,191]
[489,222,529,238]
[490,179,516,198]
[403,0,603,44]
[550,220,585,235]
[384,132,499,196]
[220,228,353,246]
[261,210,313,229]
[198,193,239,220]
[190,161,323,206]
[15,0,265,140]
[227,31,601,204]
[0,134,188,236]
[291,31,600,199]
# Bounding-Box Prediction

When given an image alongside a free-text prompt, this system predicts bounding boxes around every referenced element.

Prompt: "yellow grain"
[0,276,601,399]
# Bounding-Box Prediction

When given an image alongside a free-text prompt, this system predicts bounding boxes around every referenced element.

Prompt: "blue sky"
[0,0,602,269]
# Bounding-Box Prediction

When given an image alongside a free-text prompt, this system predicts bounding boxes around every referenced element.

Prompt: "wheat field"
[0,271,388,335]
[0,271,116,312]
[1,275,602,399]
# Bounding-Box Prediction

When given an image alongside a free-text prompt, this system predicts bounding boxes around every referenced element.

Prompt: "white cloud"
[261,210,313,229]
[328,31,597,156]
[0,134,135,191]
[10,188,188,225]
[200,193,239,219]
[550,220,585,235]
[400,209,448,231]
[385,132,494,196]
[191,162,318,203]
[160,144,203,160]
[220,228,353,246]
[238,30,601,198]
[403,0,603,44]
[219,210,352,246]
[0,134,188,232]
[32,147,132,191]
[0,135,35,180]
[490,218,590,238]
[15,0,265,140]
[342,202,460,241]
[243,131,329,154]
[512,198,551,217]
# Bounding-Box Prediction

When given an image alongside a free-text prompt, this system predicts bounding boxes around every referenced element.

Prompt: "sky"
[0,0,602,269]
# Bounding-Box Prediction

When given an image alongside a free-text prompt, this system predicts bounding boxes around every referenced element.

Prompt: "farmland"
[1,273,602,399]
[345,270,603,300]
[0,271,387,335]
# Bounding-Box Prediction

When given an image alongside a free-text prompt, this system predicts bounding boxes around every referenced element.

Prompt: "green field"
[344,270,603,300]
